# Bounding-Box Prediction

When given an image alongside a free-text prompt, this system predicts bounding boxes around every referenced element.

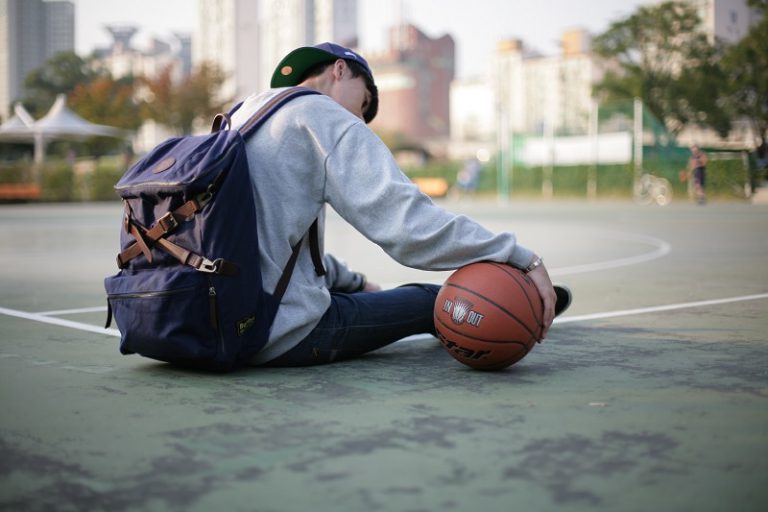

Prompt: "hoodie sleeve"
[322,123,535,271]
[323,254,366,293]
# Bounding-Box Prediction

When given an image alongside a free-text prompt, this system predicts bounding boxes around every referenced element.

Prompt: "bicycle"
[634,173,673,206]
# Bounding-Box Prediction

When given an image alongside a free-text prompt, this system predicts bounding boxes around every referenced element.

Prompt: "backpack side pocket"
[105,269,221,365]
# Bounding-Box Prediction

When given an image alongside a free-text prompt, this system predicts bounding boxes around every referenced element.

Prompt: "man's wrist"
[524,255,543,273]
[354,272,367,292]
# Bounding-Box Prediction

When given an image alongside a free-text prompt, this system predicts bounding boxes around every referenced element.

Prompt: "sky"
[72,0,651,79]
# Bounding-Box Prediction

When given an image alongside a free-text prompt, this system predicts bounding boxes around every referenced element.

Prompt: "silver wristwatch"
[524,255,543,273]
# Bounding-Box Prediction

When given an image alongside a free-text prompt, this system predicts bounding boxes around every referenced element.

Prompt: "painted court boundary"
[2,292,767,340]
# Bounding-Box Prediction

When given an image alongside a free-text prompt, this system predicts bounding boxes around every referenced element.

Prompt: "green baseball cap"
[271,42,378,123]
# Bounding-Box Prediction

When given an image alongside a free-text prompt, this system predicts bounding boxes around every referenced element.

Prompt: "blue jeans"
[262,283,440,367]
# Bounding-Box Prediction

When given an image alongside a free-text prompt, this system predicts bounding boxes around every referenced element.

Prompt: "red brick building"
[367,24,455,145]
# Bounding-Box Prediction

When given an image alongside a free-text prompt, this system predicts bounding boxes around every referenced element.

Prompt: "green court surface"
[1,199,767,512]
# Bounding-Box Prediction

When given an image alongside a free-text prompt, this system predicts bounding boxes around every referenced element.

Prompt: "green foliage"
[142,63,229,135]
[0,162,34,183]
[20,52,100,116]
[402,161,460,181]
[90,163,125,201]
[1,158,128,202]
[400,151,747,200]
[69,75,144,131]
[721,13,768,146]
[40,162,75,201]
[593,1,729,137]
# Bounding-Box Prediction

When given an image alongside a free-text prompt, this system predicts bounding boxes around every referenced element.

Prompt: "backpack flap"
[115,130,242,198]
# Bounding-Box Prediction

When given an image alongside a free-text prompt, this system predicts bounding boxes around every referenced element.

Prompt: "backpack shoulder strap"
[238,87,319,140]
[273,219,325,303]
[234,88,326,299]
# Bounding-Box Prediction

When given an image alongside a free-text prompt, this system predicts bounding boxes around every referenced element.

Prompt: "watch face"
[527,257,542,272]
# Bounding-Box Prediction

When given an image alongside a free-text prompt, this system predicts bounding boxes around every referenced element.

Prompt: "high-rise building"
[195,0,260,102]
[0,0,74,120]
[195,0,358,101]
[313,0,357,47]
[683,0,761,44]
[259,0,358,92]
[367,24,455,145]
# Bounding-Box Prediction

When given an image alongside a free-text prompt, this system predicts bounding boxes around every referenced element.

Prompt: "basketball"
[434,262,544,370]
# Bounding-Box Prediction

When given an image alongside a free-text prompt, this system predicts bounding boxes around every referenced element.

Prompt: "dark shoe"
[554,285,572,317]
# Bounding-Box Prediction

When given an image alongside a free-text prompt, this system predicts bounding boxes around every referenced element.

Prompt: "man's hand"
[363,281,382,292]
[526,264,556,340]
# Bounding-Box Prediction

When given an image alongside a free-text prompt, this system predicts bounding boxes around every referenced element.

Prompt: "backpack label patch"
[237,315,256,336]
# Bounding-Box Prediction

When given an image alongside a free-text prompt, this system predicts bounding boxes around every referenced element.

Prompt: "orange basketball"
[434,262,544,370]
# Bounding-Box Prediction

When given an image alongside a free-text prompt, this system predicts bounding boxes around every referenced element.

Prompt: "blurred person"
[229,42,569,367]
[451,157,482,198]
[688,144,708,204]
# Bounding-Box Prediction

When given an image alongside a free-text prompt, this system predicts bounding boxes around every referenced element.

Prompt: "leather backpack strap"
[120,213,238,276]
[117,190,214,268]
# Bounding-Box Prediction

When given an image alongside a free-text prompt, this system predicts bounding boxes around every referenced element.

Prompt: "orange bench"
[412,177,449,198]
[0,183,41,200]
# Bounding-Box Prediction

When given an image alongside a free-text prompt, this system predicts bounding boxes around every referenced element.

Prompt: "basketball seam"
[487,262,542,328]
[442,282,540,340]
[434,314,533,349]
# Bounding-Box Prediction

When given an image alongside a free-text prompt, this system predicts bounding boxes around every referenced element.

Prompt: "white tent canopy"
[0,103,36,141]
[0,94,129,163]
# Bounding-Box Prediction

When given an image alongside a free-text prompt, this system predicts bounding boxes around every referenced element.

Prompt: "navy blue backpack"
[104,87,324,371]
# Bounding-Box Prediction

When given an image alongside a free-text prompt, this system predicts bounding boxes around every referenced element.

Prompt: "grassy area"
[402,153,750,200]
[0,157,126,202]
[0,150,753,203]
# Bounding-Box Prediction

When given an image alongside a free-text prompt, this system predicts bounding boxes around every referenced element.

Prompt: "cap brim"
[270,47,339,88]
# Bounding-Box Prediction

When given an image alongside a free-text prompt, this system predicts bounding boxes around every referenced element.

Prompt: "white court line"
[553,292,768,324]
[548,232,671,277]
[31,231,672,316]
[384,231,672,288]
[0,306,121,337]
[37,306,107,316]
[2,292,767,341]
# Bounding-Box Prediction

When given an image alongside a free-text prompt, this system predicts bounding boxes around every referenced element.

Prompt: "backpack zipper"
[108,285,198,300]
[208,283,219,330]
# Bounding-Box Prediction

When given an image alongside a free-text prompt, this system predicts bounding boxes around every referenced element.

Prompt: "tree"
[721,1,768,147]
[592,1,730,138]
[68,76,145,156]
[21,52,100,116]
[142,63,228,135]
[69,76,144,131]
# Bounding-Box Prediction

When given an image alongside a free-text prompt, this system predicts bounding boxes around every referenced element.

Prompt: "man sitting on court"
[229,42,559,367]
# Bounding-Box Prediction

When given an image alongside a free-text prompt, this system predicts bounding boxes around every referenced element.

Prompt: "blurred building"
[195,0,260,103]
[683,0,761,44]
[89,25,192,153]
[449,77,494,161]
[92,26,191,83]
[367,24,455,149]
[195,0,358,102]
[492,30,603,139]
[259,0,357,92]
[0,0,74,120]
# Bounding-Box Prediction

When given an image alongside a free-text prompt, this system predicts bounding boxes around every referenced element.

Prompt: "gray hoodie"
[231,89,534,364]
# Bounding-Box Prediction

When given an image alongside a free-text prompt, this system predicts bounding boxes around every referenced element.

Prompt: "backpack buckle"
[196,186,214,211]
[157,212,179,233]
[197,257,221,273]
